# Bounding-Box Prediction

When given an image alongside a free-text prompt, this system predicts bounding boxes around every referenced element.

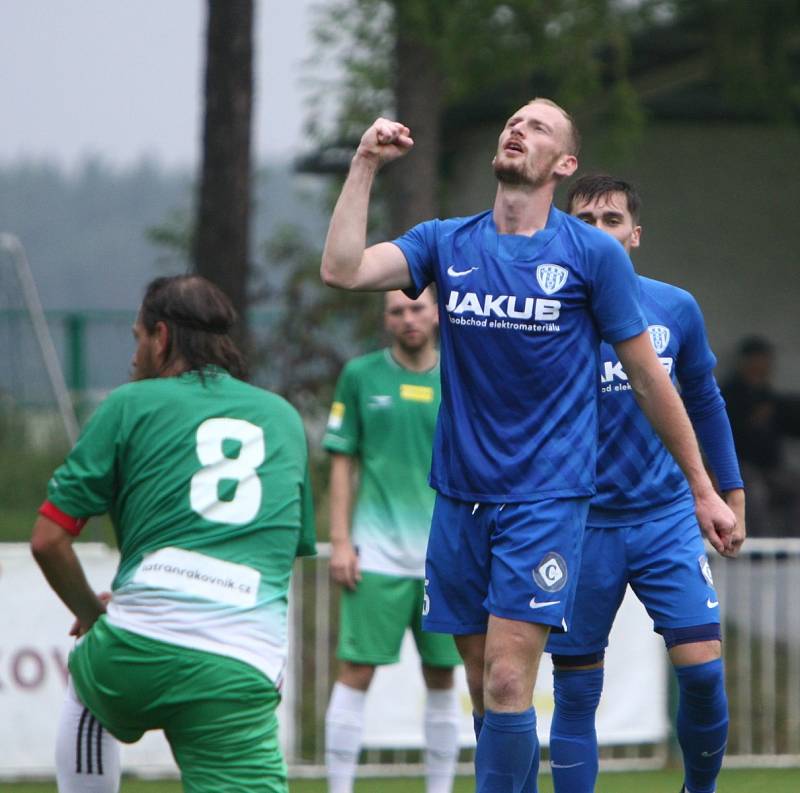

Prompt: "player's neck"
[159,357,191,378]
[492,182,555,236]
[390,343,438,373]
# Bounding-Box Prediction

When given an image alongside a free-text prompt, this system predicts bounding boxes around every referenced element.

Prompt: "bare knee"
[337,661,376,691]
[422,664,455,690]
[483,616,549,711]
[484,655,529,710]
[670,640,722,668]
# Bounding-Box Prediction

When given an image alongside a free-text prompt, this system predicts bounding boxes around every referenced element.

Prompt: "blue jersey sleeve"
[586,237,647,343]
[392,220,439,299]
[675,292,717,380]
[682,371,744,491]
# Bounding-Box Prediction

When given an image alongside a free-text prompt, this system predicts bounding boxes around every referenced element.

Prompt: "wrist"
[689,475,717,500]
[723,487,745,505]
[351,150,381,174]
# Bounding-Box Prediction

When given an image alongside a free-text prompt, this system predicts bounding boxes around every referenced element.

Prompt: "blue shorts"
[422,493,590,635]
[546,503,721,658]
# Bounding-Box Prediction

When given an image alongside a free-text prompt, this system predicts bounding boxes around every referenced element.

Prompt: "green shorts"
[70,617,286,793]
[337,571,462,667]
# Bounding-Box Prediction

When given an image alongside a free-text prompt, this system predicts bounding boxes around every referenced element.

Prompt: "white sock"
[424,688,460,793]
[56,678,120,793]
[325,682,367,793]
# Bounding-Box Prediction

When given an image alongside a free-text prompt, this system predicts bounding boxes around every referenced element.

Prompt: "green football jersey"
[47,368,316,686]
[323,349,439,578]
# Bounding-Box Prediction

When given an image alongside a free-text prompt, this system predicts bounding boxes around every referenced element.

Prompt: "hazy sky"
[0,0,324,168]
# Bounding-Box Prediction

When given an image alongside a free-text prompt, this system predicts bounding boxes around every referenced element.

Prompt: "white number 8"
[190,418,265,524]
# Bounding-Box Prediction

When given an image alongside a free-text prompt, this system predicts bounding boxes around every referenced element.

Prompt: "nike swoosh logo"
[529,597,561,609]
[707,598,719,608]
[447,265,478,277]
[701,743,726,757]
[551,761,585,769]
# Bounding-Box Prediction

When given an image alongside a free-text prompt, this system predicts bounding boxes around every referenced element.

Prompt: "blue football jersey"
[395,207,647,502]
[590,276,717,525]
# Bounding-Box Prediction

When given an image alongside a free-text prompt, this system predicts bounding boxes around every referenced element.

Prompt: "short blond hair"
[528,97,581,156]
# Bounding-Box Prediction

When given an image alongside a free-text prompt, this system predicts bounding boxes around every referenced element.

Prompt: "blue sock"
[549,667,603,793]
[475,708,538,793]
[520,730,540,792]
[675,658,728,793]
[475,710,539,792]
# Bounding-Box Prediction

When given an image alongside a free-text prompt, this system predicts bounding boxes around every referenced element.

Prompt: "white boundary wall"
[8,540,798,778]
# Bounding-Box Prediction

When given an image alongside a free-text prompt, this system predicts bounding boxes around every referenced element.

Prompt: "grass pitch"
[6,767,800,792]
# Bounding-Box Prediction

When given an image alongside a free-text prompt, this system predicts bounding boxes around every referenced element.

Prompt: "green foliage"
[307,0,649,152]
[0,406,67,540]
[251,222,380,419]
[304,0,395,142]
[0,158,191,312]
[694,0,800,122]
[146,207,194,271]
[307,0,800,165]
[142,173,377,427]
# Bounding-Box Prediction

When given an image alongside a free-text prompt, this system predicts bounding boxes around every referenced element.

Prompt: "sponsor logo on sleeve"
[327,401,345,430]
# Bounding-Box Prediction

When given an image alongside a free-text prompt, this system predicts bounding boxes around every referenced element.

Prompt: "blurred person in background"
[722,335,800,537]
[546,175,745,793]
[32,275,316,793]
[323,288,461,793]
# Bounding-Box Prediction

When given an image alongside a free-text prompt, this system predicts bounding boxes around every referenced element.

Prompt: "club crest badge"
[648,324,671,354]
[536,264,568,295]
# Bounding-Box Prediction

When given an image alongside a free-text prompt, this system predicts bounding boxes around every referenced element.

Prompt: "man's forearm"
[617,334,735,546]
[328,455,355,546]
[629,364,715,496]
[321,157,378,289]
[32,539,105,628]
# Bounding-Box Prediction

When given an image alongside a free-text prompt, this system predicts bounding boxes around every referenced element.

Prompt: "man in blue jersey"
[546,174,746,793]
[320,100,737,793]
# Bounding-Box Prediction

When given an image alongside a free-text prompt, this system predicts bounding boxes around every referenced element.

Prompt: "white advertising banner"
[363,585,669,748]
[1,543,667,778]
[0,543,178,778]
[0,543,299,779]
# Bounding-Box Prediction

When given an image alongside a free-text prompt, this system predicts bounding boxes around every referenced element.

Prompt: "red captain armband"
[38,501,88,536]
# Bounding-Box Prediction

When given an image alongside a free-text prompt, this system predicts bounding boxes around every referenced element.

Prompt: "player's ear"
[630,225,642,249]
[153,320,170,360]
[555,153,578,179]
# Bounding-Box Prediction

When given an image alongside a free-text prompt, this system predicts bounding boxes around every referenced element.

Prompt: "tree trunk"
[194,0,253,340]
[384,16,443,238]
